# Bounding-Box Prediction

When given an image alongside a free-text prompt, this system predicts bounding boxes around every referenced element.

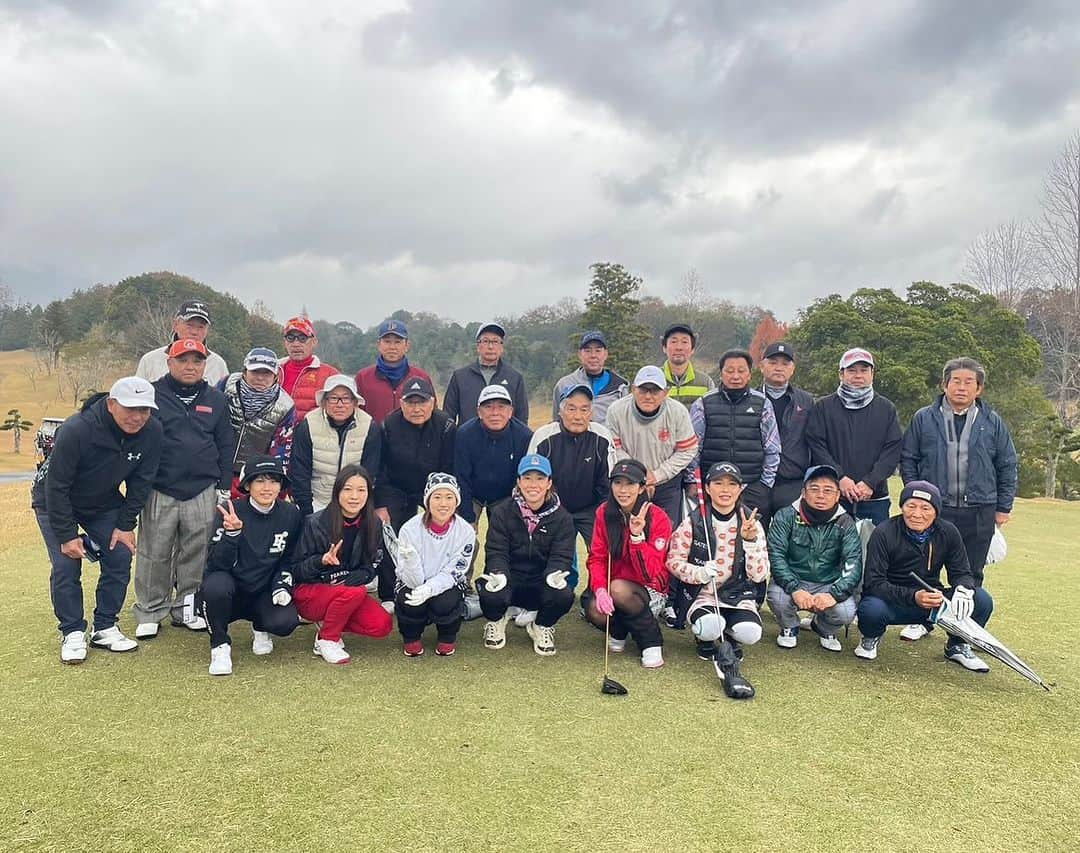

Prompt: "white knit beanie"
[423,472,461,507]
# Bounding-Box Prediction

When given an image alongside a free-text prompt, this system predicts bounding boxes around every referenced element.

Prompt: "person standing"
[198,456,301,676]
[760,341,815,515]
[689,349,780,525]
[605,365,698,526]
[661,323,715,408]
[290,375,383,517]
[219,347,296,495]
[277,316,338,421]
[443,322,529,424]
[134,339,234,638]
[354,319,435,424]
[899,357,1017,641]
[551,331,628,423]
[806,347,903,525]
[32,377,163,662]
[136,299,229,385]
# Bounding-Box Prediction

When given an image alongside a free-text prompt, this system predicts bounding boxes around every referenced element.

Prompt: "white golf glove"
[478,572,507,593]
[405,584,434,607]
[701,560,721,581]
[395,542,425,590]
[216,489,231,505]
[271,589,292,607]
[545,570,570,590]
[950,586,975,622]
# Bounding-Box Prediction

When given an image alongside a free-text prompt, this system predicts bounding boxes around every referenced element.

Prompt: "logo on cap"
[912,489,932,502]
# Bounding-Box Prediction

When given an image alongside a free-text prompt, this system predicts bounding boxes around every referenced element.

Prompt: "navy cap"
[610,459,648,485]
[243,347,279,373]
[901,480,942,514]
[705,461,743,484]
[560,382,594,402]
[377,319,409,339]
[580,330,608,348]
[763,341,795,361]
[803,464,840,484]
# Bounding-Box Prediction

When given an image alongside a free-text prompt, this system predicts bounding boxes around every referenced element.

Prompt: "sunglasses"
[284,333,311,343]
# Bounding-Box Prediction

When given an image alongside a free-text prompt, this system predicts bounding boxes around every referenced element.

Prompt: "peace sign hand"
[216,500,243,532]
[322,539,344,566]
[739,506,759,541]
[628,502,650,537]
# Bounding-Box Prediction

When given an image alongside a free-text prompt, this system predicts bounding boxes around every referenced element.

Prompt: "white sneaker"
[380,600,395,615]
[135,622,159,639]
[506,606,523,620]
[945,642,991,673]
[89,626,138,652]
[251,630,273,656]
[854,636,880,660]
[312,637,351,665]
[900,623,929,641]
[209,644,233,676]
[60,630,87,664]
[776,627,798,649]
[641,646,664,668]
[526,622,556,656]
[483,613,510,650]
[818,634,842,653]
[608,637,627,653]
[514,609,538,627]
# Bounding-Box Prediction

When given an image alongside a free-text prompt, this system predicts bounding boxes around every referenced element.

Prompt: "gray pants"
[133,485,217,623]
[767,580,857,634]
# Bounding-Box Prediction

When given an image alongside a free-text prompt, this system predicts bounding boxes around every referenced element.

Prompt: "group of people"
[31,299,1018,698]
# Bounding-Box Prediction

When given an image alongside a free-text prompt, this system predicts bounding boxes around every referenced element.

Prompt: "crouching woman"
[292,464,393,664]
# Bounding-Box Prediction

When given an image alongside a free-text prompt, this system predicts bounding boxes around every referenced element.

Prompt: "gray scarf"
[764,383,789,400]
[837,382,874,410]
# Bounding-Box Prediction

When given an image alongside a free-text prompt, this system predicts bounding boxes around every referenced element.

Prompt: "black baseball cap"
[401,377,435,401]
[610,459,648,485]
[662,323,695,345]
[705,461,743,484]
[803,464,840,485]
[580,330,608,348]
[763,341,795,361]
[176,299,211,324]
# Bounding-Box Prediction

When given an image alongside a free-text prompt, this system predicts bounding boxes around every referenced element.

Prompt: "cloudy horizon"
[2,0,1078,327]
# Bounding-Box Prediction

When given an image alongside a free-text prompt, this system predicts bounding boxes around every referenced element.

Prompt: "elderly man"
[134,339,234,639]
[605,365,698,526]
[355,318,435,424]
[444,322,529,425]
[455,385,533,528]
[855,481,993,672]
[289,374,382,516]
[899,356,1017,641]
[32,377,163,662]
[761,341,815,515]
[661,323,715,408]
[529,383,617,588]
[806,347,902,525]
[136,299,229,385]
[219,347,296,495]
[277,316,338,421]
[551,331,628,423]
[766,465,862,652]
[690,348,780,525]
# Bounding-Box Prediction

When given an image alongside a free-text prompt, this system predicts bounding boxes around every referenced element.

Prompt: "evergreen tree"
[578,263,651,378]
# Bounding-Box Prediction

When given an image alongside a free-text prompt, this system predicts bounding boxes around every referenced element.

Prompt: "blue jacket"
[453,417,533,522]
[900,396,1017,513]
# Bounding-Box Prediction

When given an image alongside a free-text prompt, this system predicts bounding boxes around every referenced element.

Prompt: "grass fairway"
[0,482,1075,852]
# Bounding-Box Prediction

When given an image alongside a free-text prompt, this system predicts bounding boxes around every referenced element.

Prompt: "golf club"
[601,552,628,696]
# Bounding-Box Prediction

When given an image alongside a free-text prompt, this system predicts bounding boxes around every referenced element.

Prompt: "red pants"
[293,583,393,642]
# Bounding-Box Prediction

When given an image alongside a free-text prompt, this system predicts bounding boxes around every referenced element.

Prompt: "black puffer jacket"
[293,508,387,586]
[483,494,576,584]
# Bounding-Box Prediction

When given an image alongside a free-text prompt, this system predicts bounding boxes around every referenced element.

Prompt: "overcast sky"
[2,0,1079,327]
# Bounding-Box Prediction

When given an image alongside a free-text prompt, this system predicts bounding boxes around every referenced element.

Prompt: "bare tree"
[1035,131,1080,300]
[124,293,176,356]
[250,299,276,323]
[677,268,709,308]
[963,220,1041,310]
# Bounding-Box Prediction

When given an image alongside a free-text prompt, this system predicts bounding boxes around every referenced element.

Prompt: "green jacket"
[766,503,863,601]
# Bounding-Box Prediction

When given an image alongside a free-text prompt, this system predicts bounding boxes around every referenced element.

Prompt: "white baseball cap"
[477,384,513,406]
[108,376,158,409]
[633,365,667,388]
[839,348,875,369]
[316,374,363,406]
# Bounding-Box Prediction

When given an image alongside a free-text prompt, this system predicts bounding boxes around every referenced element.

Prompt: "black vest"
[700,388,766,481]
[688,512,760,606]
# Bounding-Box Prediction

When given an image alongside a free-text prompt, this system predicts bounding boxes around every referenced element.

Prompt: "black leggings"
[198,571,299,648]
[394,586,464,643]
[477,575,574,628]
[585,579,662,650]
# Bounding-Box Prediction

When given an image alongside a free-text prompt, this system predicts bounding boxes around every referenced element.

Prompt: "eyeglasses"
[562,404,592,415]
[478,338,503,346]
[325,395,355,405]
[805,484,839,496]
[284,333,311,343]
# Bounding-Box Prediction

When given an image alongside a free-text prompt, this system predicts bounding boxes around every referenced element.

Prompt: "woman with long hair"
[584,459,672,668]
[292,463,393,664]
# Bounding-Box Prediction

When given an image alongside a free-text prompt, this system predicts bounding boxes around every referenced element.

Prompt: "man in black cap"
[375,375,457,610]
[443,322,529,424]
[661,323,715,409]
[197,455,302,676]
[135,298,229,384]
[760,341,815,514]
[551,331,628,423]
[855,480,993,671]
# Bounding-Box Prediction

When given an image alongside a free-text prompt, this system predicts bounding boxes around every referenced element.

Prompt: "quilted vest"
[306,408,372,509]
[223,374,295,470]
[700,388,766,482]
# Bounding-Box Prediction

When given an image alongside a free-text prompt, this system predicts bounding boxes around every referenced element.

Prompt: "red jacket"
[354,363,435,424]
[278,356,338,422]
[587,502,671,595]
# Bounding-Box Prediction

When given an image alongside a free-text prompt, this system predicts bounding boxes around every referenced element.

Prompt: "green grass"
[1,482,1076,852]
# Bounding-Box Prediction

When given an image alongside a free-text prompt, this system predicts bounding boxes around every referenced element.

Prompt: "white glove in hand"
[545,570,570,590]
[702,560,721,581]
[271,589,292,607]
[216,489,231,505]
[405,584,433,607]
[950,585,975,622]
[478,573,507,593]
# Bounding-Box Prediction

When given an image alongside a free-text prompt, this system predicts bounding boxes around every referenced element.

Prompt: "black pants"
[941,504,997,586]
[651,478,685,527]
[395,586,464,643]
[198,571,299,648]
[477,574,574,628]
[770,478,803,516]
[740,480,772,528]
[585,579,663,650]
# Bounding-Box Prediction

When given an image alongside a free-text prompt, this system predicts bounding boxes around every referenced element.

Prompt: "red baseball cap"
[283,316,315,337]
[166,339,208,359]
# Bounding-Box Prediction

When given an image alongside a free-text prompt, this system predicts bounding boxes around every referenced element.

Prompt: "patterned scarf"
[836,382,875,410]
[512,487,562,534]
[239,377,280,420]
[904,522,934,549]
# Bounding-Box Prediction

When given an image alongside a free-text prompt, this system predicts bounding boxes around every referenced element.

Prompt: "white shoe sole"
[60,652,87,665]
[776,637,797,649]
[135,623,159,639]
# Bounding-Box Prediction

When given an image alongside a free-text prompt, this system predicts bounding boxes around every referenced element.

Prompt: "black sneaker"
[696,639,717,660]
[714,641,755,699]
